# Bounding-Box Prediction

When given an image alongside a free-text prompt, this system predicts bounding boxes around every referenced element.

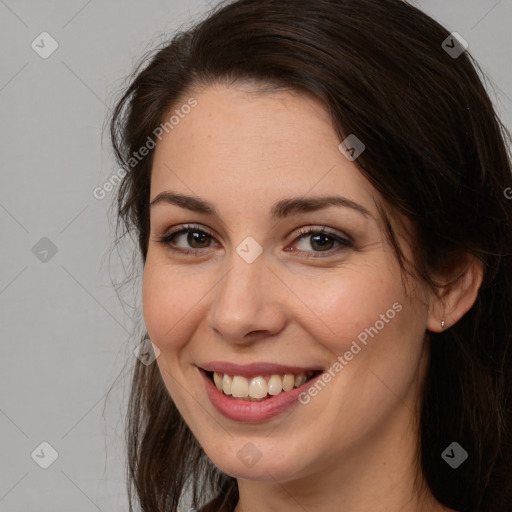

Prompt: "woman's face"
[143,83,431,482]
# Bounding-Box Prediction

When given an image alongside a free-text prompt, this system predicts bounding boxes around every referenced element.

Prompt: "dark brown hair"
[109,0,512,510]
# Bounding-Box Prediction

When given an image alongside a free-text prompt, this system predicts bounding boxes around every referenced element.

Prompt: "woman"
[109,0,512,510]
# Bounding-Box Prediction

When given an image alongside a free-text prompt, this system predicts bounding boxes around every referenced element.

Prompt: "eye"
[154,224,352,258]
[290,226,352,258]
[155,224,218,255]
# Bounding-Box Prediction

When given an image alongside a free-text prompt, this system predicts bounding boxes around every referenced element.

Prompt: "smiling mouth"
[205,370,322,402]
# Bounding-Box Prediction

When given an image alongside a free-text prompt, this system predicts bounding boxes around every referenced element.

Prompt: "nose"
[207,248,288,344]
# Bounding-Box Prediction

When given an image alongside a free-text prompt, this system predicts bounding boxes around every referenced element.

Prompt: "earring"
[441,320,445,329]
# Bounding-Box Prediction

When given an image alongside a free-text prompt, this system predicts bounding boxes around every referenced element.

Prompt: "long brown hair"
[108,1,512,510]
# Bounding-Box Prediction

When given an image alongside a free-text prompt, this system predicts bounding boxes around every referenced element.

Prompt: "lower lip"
[200,369,323,422]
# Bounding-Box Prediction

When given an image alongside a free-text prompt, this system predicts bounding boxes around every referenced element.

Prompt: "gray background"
[1,1,511,511]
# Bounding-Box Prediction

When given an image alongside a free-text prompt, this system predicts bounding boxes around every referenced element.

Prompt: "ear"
[426,253,484,333]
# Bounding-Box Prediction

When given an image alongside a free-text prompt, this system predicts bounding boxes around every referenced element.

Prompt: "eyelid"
[162,223,218,243]
[294,225,352,244]
[155,223,353,256]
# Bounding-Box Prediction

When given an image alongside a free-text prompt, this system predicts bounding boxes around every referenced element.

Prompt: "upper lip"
[199,361,324,378]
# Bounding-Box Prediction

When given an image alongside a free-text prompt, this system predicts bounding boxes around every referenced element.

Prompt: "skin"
[143,83,483,512]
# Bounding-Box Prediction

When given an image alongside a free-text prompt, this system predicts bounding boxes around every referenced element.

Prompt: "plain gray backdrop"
[1,1,511,511]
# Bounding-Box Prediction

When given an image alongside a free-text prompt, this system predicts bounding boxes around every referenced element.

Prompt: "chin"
[204,443,308,482]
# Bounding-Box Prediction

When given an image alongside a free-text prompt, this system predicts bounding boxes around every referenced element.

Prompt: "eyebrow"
[149,191,373,219]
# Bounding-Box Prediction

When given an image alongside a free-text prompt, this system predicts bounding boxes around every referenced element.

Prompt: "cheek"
[292,264,401,346]
[316,277,425,415]
[142,259,185,349]
[141,256,214,352]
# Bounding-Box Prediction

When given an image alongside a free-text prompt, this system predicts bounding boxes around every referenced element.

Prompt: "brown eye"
[156,224,219,253]
[291,226,352,258]
[183,230,211,248]
[309,233,335,251]
[156,224,352,258]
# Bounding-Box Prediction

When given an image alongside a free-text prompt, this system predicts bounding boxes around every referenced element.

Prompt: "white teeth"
[222,374,233,395]
[213,372,223,389]
[295,373,307,387]
[249,376,268,399]
[282,374,295,391]
[267,375,283,395]
[212,371,316,400]
[231,376,249,398]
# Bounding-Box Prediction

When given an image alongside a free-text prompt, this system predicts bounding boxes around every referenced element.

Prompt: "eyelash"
[155,223,353,258]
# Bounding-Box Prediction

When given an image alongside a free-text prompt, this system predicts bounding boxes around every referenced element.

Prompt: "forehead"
[150,83,378,215]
